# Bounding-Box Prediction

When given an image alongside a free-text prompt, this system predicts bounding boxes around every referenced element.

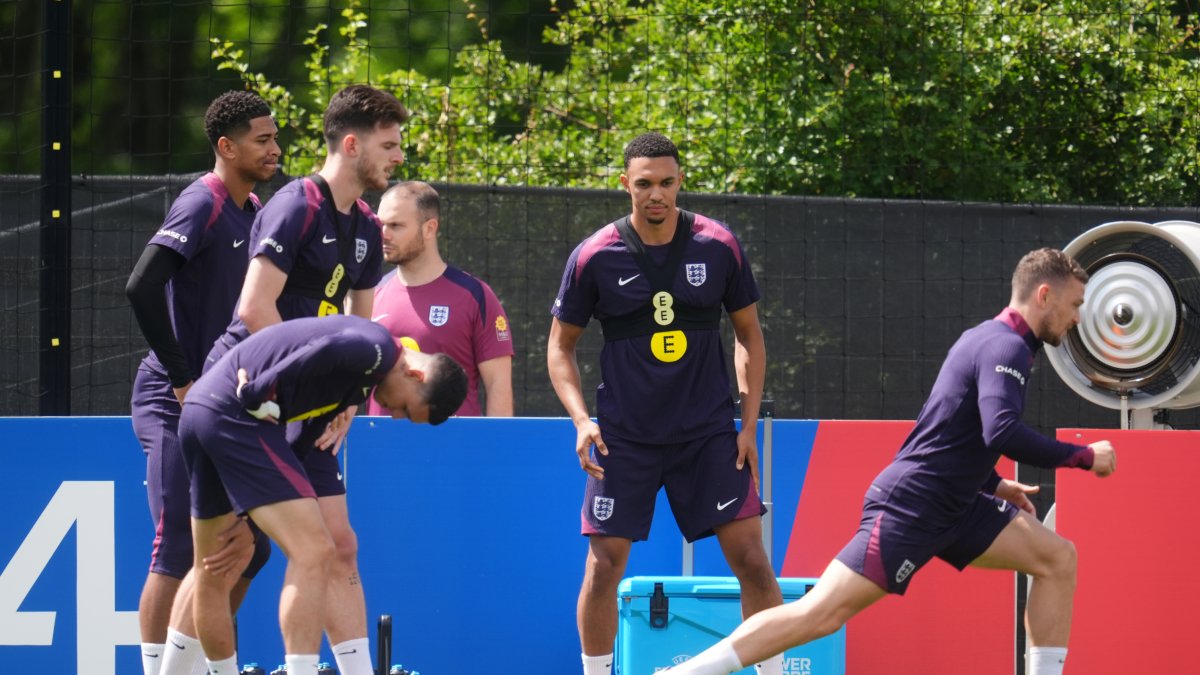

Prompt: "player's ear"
[1037,283,1051,306]
[341,132,358,157]
[619,173,630,192]
[216,135,237,160]
[405,366,427,383]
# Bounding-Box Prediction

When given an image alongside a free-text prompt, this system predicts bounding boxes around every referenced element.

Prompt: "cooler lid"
[617,576,819,599]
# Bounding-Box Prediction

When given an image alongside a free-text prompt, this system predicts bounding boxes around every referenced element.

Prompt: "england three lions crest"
[593,496,614,521]
[429,305,450,326]
[355,238,368,263]
[686,263,707,286]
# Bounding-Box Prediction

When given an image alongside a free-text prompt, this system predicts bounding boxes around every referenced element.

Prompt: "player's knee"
[290,535,336,576]
[1032,536,1077,583]
[726,543,773,581]
[327,525,359,568]
[585,550,626,588]
[1048,538,1078,582]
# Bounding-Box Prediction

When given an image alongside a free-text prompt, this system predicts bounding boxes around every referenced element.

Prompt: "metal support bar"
[761,398,775,567]
[39,0,72,415]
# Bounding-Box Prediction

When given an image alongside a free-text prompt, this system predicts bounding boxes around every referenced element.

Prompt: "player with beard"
[662,248,1117,675]
[366,181,514,417]
[182,84,408,675]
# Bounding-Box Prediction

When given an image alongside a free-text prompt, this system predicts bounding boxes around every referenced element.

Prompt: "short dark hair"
[623,132,680,169]
[204,91,272,148]
[1012,247,1089,301]
[422,353,468,425]
[382,181,440,222]
[324,85,410,149]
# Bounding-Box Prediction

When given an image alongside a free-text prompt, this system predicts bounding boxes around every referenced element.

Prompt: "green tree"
[214,0,1200,205]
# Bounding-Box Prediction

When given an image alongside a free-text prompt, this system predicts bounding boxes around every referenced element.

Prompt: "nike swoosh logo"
[998,501,1007,512]
[232,239,245,248]
[322,235,337,244]
[618,274,640,286]
[337,649,357,655]
[143,653,160,658]
[170,641,185,650]
[717,498,739,511]
[371,313,389,322]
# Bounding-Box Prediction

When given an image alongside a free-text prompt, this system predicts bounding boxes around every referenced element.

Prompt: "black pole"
[39,0,71,415]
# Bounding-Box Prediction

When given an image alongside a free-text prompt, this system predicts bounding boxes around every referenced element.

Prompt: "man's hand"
[993,478,1039,515]
[202,517,255,579]
[316,405,357,454]
[172,381,193,406]
[1089,440,1116,477]
[236,368,279,423]
[575,419,607,480]
[736,426,761,493]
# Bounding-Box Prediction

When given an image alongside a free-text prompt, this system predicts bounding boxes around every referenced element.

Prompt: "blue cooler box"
[616,576,846,675]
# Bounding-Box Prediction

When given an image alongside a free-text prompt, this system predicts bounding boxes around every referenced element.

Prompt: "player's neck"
[629,208,679,245]
[211,164,254,210]
[316,162,365,214]
[1003,302,1041,336]
[395,255,447,287]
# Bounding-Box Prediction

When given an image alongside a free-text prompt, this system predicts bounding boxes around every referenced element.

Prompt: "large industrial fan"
[1045,220,1200,429]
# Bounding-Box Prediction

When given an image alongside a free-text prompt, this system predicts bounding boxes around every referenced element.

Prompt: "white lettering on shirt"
[995,364,1026,386]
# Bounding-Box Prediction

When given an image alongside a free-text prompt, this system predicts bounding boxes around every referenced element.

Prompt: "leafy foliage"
[213,0,1200,204]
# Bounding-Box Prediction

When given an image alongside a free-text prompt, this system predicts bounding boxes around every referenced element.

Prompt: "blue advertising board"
[1,417,819,673]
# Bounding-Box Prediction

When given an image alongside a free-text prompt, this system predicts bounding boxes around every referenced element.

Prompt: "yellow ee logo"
[324,263,346,298]
[318,301,340,317]
[651,330,687,362]
[400,336,421,352]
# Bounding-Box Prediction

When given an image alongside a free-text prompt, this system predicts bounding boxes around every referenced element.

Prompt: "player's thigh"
[303,447,347,498]
[969,509,1072,577]
[663,429,763,542]
[316,493,356,549]
[248,497,332,560]
[190,512,241,561]
[790,558,889,627]
[132,372,194,576]
[181,405,315,517]
[581,434,665,541]
[936,491,1019,572]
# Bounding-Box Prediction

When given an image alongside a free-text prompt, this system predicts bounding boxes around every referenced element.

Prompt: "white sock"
[141,643,164,675]
[286,653,321,675]
[754,652,784,675]
[332,637,374,675]
[672,638,744,674]
[161,629,208,675]
[1028,647,1068,675]
[205,653,239,675]
[581,652,613,675]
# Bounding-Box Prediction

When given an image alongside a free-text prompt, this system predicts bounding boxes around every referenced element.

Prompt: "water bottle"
[269,665,287,675]
[317,663,337,675]
[388,666,408,675]
[240,665,266,675]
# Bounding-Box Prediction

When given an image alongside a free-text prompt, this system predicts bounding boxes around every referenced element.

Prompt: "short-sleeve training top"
[368,265,514,416]
[552,210,760,444]
[222,176,384,342]
[141,173,259,380]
